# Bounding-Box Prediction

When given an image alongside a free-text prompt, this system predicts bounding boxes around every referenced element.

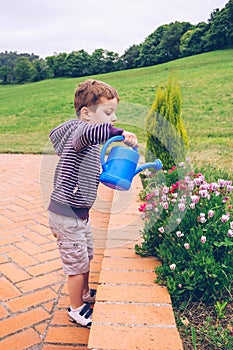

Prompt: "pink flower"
[227,229,233,237]
[170,264,176,270]
[178,202,186,212]
[190,203,195,209]
[158,227,165,233]
[201,236,206,243]
[145,193,153,201]
[221,214,230,223]
[139,203,147,212]
[162,186,169,194]
[199,175,205,182]
[218,179,225,187]
[210,182,219,191]
[191,195,199,204]
[153,189,160,196]
[194,178,202,186]
[224,180,232,186]
[184,243,190,249]
[222,196,230,204]
[208,210,215,218]
[199,190,208,198]
[162,202,169,210]
[161,194,168,202]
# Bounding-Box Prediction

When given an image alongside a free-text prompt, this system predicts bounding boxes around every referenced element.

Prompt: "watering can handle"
[100,135,138,171]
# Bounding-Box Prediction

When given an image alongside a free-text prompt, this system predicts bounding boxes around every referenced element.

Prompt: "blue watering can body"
[99,135,162,191]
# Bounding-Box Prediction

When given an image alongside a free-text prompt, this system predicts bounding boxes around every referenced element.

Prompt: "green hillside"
[0,49,232,170]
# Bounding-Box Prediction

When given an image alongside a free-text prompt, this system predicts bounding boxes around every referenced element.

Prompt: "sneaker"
[68,304,92,328]
[83,288,96,304]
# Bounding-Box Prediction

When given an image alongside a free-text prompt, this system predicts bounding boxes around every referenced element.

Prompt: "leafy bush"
[145,75,189,170]
[136,161,233,306]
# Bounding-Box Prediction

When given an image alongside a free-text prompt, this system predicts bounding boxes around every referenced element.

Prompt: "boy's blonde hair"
[74,79,119,116]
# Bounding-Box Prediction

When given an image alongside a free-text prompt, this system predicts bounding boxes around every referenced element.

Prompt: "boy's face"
[84,97,118,126]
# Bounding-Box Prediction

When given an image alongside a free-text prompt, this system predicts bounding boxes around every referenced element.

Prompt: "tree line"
[0,0,232,84]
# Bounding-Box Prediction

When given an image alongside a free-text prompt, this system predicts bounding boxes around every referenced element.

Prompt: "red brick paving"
[0,154,183,349]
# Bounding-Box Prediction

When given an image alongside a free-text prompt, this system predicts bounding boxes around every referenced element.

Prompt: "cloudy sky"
[0,0,228,58]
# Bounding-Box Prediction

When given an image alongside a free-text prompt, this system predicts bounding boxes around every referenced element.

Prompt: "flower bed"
[136,162,233,348]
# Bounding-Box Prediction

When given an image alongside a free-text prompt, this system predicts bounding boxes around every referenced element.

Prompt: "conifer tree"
[145,75,189,170]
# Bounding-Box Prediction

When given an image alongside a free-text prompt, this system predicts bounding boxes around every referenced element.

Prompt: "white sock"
[70,304,85,312]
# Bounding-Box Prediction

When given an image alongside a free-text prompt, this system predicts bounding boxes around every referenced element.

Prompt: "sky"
[0,0,229,58]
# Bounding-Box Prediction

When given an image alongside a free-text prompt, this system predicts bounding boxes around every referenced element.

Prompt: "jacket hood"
[49,119,79,156]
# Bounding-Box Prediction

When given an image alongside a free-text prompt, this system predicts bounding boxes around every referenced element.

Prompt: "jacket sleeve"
[72,122,123,152]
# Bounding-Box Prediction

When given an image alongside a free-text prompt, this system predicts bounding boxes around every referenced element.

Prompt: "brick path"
[0,154,183,349]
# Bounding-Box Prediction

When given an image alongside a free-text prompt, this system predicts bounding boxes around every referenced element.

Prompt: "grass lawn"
[0,49,232,172]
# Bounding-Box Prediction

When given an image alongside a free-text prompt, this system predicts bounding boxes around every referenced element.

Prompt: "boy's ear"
[80,107,91,121]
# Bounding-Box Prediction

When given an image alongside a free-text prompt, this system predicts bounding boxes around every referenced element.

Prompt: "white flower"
[189,203,195,209]
[176,218,181,224]
[230,222,233,229]
[184,243,190,250]
[200,236,206,243]
[158,227,164,233]
[170,264,176,270]
[227,229,233,237]
[176,231,184,238]
[199,216,207,224]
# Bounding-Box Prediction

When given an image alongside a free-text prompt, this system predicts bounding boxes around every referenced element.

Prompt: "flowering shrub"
[136,162,233,305]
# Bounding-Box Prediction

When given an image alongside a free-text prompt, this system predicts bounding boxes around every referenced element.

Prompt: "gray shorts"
[48,211,94,276]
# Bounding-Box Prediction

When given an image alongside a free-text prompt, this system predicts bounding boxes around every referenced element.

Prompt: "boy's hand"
[122,131,139,148]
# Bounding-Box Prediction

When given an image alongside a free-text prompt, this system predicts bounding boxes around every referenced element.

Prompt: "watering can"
[99,135,162,191]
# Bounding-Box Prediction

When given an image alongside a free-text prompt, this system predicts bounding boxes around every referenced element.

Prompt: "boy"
[48,79,138,328]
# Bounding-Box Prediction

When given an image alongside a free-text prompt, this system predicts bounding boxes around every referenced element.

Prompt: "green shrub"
[136,162,233,306]
[145,75,189,170]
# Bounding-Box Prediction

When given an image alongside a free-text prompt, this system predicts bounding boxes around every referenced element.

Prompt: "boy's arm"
[72,122,123,152]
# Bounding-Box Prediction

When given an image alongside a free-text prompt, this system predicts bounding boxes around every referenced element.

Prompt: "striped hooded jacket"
[48,119,123,219]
